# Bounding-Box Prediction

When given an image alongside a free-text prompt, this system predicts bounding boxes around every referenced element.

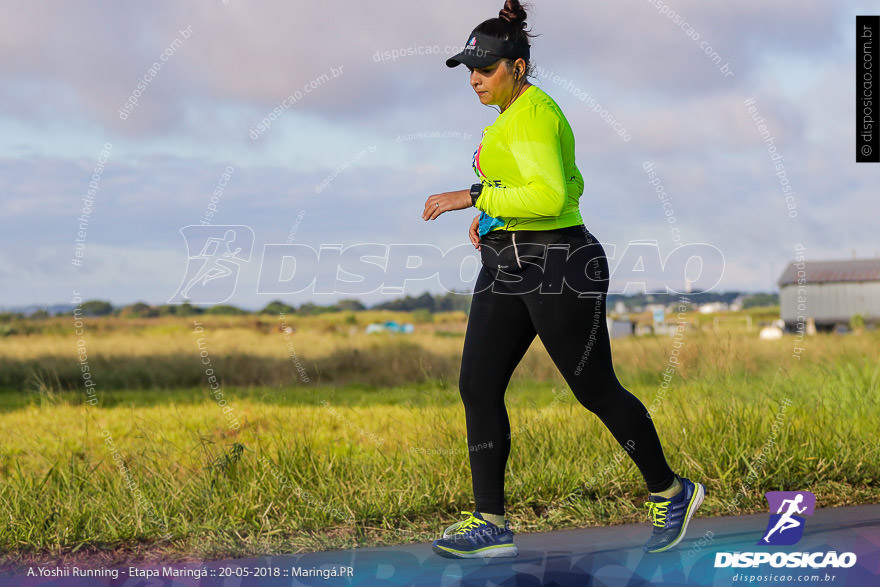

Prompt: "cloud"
[0,1,841,137]
[543,0,838,93]
[0,1,876,307]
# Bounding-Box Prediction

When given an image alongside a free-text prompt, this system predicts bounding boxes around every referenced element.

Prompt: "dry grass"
[1,315,879,568]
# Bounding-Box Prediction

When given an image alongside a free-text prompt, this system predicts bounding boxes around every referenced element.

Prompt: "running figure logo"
[759,491,816,546]
[169,225,254,304]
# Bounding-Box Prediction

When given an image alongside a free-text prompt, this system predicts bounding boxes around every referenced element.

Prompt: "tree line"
[5,290,777,320]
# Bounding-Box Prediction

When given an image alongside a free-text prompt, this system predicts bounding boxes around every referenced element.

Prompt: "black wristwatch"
[469,183,483,206]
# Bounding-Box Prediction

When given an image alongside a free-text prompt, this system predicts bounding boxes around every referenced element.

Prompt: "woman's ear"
[513,58,526,80]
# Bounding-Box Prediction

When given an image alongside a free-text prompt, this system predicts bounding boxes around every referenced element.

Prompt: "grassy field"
[1,311,878,569]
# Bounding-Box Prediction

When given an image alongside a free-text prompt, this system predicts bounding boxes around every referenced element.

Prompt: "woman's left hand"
[422,189,473,221]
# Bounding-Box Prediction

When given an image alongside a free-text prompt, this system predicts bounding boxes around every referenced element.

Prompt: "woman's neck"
[500,82,532,113]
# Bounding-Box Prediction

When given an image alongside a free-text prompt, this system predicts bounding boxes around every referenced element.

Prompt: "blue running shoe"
[643,476,706,553]
[432,511,518,558]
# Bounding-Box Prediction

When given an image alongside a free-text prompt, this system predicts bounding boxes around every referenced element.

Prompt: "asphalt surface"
[2,504,878,586]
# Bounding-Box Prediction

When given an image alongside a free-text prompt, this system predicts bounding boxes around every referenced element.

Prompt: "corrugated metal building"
[778,259,880,329]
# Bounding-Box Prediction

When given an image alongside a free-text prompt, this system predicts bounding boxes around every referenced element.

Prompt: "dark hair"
[474,1,535,74]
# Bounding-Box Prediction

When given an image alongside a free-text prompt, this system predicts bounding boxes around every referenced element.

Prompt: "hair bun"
[499,0,527,28]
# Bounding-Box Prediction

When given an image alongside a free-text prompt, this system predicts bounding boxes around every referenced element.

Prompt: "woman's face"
[468,59,516,107]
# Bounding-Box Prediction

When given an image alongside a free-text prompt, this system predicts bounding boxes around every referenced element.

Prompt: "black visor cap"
[446,31,530,68]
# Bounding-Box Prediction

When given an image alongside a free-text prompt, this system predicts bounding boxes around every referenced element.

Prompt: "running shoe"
[432,511,518,558]
[441,514,468,539]
[643,475,706,553]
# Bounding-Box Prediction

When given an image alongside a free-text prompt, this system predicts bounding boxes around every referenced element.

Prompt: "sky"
[1,0,878,310]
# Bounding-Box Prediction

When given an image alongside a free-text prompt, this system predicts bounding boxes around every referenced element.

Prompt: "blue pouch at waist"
[478,212,505,237]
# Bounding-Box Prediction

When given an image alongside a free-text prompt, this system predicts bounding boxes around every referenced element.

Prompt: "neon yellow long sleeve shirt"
[472,85,584,232]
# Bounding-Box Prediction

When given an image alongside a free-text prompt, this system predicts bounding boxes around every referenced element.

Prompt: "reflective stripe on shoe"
[432,542,519,558]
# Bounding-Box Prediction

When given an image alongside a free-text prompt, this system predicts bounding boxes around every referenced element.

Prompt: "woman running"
[421,0,705,559]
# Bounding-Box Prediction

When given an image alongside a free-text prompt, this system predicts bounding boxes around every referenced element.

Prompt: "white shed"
[778,259,880,329]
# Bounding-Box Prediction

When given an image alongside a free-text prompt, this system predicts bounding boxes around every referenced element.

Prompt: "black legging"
[459,225,676,515]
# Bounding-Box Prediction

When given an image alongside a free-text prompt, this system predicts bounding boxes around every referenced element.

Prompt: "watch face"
[470,184,481,205]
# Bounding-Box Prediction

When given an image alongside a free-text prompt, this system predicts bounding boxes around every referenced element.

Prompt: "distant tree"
[260,300,296,315]
[337,299,366,312]
[414,292,435,311]
[119,302,158,318]
[297,302,338,316]
[30,309,50,320]
[373,291,471,313]
[205,304,248,316]
[742,294,780,309]
[372,291,435,312]
[80,300,113,316]
[156,302,203,317]
[433,291,472,313]
[176,302,202,316]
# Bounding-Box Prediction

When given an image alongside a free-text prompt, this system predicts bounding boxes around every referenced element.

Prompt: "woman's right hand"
[469,215,481,250]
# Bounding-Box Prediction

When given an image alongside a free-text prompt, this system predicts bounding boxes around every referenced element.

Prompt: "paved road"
[2,504,878,586]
